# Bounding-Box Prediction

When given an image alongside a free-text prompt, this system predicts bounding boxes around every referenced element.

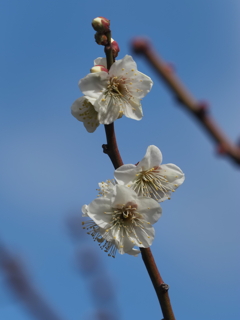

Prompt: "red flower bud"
[92,17,110,33]
[94,32,108,46]
[111,38,120,58]
[90,65,108,73]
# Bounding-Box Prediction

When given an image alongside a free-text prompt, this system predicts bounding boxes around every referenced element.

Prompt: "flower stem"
[102,29,123,169]
[102,30,176,320]
[102,124,123,169]
[105,30,114,69]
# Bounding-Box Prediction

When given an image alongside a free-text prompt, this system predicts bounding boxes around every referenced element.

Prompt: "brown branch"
[141,248,176,320]
[100,29,176,319]
[102,29,123,170]
[103,123,123,169]
[132,38,240,167]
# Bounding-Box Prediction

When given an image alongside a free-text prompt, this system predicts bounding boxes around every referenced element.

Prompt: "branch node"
[160,283,169,292]
[102,144,109,154]
[216,143,228,155]
[195,101,209,119]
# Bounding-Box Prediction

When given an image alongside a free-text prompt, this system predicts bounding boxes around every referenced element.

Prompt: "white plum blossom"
[82,202,140,257]
[71,95,99,133]
[79,55,153,125]
[114,145,185,202]
[82,185,162,257]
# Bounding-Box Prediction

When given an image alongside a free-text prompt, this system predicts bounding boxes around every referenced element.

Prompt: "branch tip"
[131,37,150,54]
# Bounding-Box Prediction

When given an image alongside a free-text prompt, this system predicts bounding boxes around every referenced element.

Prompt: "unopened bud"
[111,38,120,58]
[95,32,108,45]
[90,65,108,73]
[92,17,110,33]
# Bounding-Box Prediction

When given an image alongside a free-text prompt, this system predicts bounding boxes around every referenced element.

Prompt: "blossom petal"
[128,71,153,99]
[109,55,152,100]
[112,228,135,254]
[98,180,116,198]
[136,197,162,225]
[95,93,121,124]
[71,97,99,133]
[111,185,138,208]
[79,72,109,99]
[81,204,88,217]
[153,163,185,202]
[126,248,140,256]
[134,225,155,247]
[94,57,107,68]
[109,55,137,78]
[114,164,138,185]
[123,99,143,121]
[160,164,185,185]
[154,189,171,203]
[138,145,163,170]
[87,198,113,229]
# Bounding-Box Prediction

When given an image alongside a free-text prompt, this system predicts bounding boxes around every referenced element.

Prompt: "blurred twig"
[132,38,240,167]
[0,242,66,320]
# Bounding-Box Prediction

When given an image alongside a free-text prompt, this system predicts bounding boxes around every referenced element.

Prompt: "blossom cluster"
[71,55,153,132]
[82,146,184,257]
[71,18,185,258]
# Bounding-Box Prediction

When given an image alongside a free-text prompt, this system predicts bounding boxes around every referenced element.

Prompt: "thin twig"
[103,123,123,169]
[141,248,176,320]
[102,30,123,170]
[101,29,176,320]
[132,38,240,166]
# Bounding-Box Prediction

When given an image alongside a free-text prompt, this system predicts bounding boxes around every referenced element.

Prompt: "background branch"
[132,38,240,167]
[0,241,66,320]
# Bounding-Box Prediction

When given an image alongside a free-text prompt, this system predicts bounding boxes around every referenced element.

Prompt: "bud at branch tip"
[92,17,110,33]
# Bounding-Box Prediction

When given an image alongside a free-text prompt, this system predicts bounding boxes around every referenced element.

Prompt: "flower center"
[113,202,138,223]
[103,76,134,103]
[133,166,174,201]
[105,76,125,97]
[105,201,152,247]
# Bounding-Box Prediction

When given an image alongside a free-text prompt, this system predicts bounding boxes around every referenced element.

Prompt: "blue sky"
[0,0,239,319]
